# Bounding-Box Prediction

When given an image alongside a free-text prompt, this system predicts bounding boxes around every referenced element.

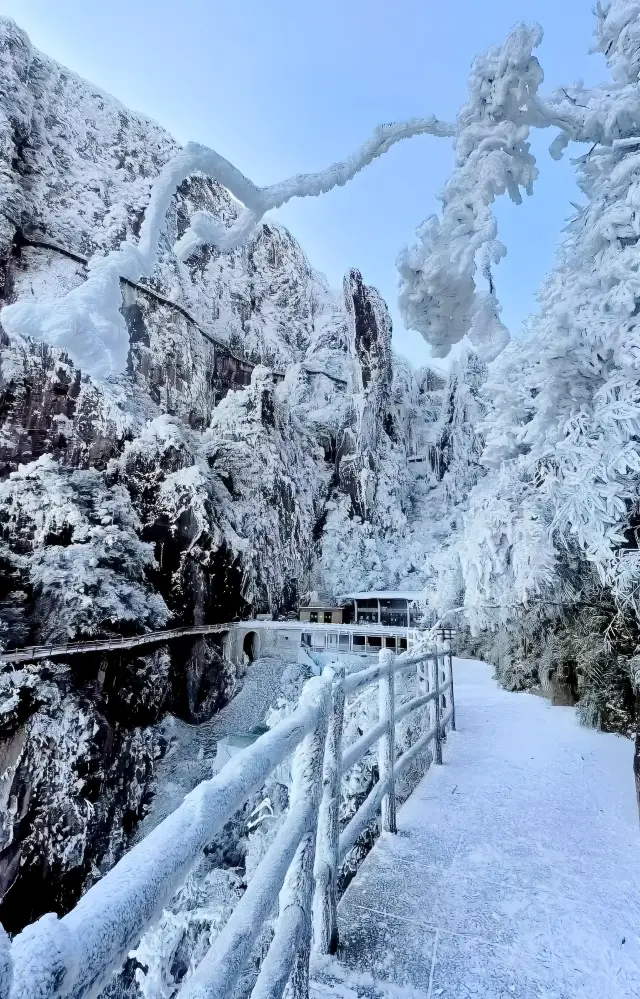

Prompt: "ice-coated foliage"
[130,865,242,999]
[397,23,543,357]
[593,0,640,84]
[454,0,640,619]
[437,1,640,741]
[0,456,169,641]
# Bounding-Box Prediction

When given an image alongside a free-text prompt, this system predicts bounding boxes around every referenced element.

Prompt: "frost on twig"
[173,118,454,261]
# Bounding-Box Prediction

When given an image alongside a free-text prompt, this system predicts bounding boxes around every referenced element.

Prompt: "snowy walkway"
[323,657,640,998]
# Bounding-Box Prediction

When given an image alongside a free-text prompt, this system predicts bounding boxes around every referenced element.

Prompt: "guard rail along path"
[0,620,445,665]
[2,640,456,999]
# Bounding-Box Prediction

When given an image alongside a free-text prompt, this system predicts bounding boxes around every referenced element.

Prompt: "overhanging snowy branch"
[0,117,453,378]
[398,23,545,359]
[172,118,455,259]
[397,7,640,360]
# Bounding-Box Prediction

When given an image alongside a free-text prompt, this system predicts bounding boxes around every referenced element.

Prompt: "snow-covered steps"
[332,657,640,998]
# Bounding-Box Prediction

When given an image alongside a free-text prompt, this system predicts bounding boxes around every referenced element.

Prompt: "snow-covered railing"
[0,622,233,665]
[2,644,454,999]
[0,619,424,665]
[314,644,454,954]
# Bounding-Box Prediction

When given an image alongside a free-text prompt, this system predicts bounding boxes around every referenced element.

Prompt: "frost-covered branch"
[398,23,544,359]
[175,118,454,260]
[398,3,640,360]
[0,117,452,378]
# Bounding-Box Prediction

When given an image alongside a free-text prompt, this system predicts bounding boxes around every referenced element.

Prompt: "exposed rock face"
[346,268,393,395]
[0,662,160,931]
[338,269,394,520]
[0,16,463,933]
[0,14,332,646]
[0,633,238,930]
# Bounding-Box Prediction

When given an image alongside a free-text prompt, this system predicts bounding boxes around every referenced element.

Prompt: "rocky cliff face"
[0,16,461,932]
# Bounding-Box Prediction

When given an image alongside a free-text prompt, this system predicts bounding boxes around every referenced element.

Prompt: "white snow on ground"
[330,657,640,998]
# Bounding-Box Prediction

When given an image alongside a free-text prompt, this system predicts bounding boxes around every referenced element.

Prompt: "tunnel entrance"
[243,631,259,662]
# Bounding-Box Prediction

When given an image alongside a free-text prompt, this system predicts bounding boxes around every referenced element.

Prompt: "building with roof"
[299,590,347,625]
[339,591,426,628]
[299,604,347,625]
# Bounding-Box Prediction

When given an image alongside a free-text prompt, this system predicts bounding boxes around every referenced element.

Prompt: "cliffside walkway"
[0,620,418,665]
[6,654,640,999]
[318,657,640,998]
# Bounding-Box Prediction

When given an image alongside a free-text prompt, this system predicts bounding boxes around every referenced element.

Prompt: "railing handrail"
[3,643,456,999]
[0,619,431,665]
[0,623,233,664]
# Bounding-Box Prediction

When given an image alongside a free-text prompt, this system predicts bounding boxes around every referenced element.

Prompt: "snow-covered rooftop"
[339,591,425,602]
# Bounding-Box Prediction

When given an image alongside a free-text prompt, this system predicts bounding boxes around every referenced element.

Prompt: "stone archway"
[242,630,259,662]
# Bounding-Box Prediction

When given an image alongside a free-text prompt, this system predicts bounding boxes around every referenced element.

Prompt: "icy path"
[326,657,640,998]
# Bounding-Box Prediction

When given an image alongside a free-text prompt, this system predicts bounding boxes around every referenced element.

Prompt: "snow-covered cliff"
[0,17,477,929]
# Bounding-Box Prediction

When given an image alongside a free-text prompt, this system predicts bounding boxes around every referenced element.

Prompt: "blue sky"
[2,0,606,366]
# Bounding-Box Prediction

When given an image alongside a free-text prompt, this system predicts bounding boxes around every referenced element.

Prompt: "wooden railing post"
[378,649,396,834]
[448,641,456,731]
[431,653,443,765]
[313,665,345,956]
[250,676,331,999]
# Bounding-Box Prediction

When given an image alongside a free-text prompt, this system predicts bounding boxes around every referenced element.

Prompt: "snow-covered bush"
[131,864,242,999]
[30,533,168,641]
[0,456,169,640]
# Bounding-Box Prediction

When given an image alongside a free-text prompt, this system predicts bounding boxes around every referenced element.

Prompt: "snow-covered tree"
[0,456,169,641]
[457,1,640,614]
[439,2,640,748]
